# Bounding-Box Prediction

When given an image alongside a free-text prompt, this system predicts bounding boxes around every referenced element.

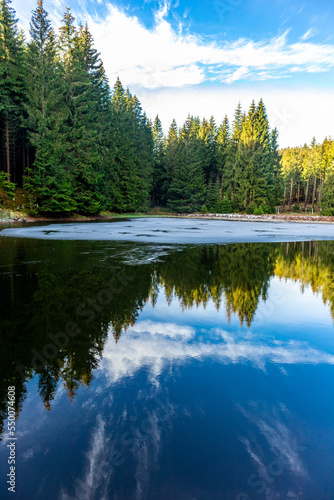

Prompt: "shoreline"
[1,211,334,225]
[185,213,334,224]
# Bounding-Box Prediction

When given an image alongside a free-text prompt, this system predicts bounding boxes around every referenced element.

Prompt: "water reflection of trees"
[1,240,334,433]
[157,244,275,327]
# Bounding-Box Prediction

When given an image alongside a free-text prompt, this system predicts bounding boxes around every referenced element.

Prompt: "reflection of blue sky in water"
[2,275,334,500]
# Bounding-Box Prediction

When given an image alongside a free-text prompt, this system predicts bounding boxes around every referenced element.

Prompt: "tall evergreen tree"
[225,103,243,207]
[60,14,104,213]
[151,115,165,206]
[0,0,25,182]
[168,115,205,213]
[321,163,334,215]
[24,0,75,213]
[217,114,230,197]
[163,119,178,206]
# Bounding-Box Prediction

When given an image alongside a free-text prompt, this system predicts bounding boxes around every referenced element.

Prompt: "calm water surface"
[1,223,334,499]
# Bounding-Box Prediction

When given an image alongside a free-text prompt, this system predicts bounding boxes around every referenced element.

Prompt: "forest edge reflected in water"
[1,238,334,439]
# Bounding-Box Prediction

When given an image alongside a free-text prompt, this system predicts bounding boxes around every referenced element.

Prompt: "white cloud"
[130,320,195,339]
[99,320,334,384]
[85,6,334,88]
[11,0,334,146]
[301,27,318,41]
[15,1,334,88]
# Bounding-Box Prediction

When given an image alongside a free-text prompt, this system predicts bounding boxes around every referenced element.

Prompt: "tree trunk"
[318,174,324,204]
[283,186,286,208]
[289,177,293,209]
[304,175,310,209]
[312,169,317,210]
[6,117,10,178]
[297,184,300,204]
[22,148,26,182]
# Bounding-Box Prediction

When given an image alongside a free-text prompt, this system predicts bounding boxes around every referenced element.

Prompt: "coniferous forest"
[1,0,334,216]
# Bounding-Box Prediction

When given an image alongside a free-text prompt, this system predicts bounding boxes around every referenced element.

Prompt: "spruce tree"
[126,93,153,210]
[322,164,334,215]
[24,0,74,213]
[0,0,25,182]
[225,103,243,208]
[168,116,205,213]
[59,11,103,213]
[217,114,230,199]
[271,127,282,205]
[151,115,165,206]
[163,119,178,206]
[110,78,136,211]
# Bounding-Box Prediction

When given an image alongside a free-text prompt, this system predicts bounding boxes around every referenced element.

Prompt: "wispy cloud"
[238,402,307,499]
[301,27,318,41]
[83,4,334,88]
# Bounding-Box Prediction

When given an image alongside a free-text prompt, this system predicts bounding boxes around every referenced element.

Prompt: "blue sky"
[12,0,334,147]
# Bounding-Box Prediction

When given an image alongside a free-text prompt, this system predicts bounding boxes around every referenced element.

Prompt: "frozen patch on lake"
[1,217,334,243]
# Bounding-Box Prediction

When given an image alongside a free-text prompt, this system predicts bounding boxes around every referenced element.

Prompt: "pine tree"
[126,93,153,210]
[225,103,243,208]
[235,100,257,209]
[205,178,221,212]
[58,11,104,213]
[24,0,75,213]
[163,119,178,206]
[271,128,282,205]
[321,163,334,215]
[198,116,217,184]
[233,99,274,211]
[168,116,205,213]
[217,114,230,199]
[110,78,136,211]
[254,98,274,209]
[151,115,165,206]
[0,0,26,182]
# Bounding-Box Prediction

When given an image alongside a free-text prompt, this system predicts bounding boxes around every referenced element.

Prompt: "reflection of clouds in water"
[59,387,177,500]
[100,321,334,383]
[131,320,195,339]
[238,402,307,500]
[130,395,177,500]
[83,415,109,499]
[133,410,160,500]
[59,320,331,500]
[1,383,66,454]
[60,414,113,500]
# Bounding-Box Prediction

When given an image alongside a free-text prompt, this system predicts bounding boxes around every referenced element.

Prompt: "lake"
[1,218,334,499]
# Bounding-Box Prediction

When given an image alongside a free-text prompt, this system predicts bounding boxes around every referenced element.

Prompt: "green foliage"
[167,116,205,213]
[0,0,26,183]
[292,204,300,212]
[11,2,334,216]
[246,202,257,214]
[0,171,15,198]
[321,165,334,215]
[0,1,287,216]
[219,198,232,213]
[321,208,334,216]
[151,115,165,206]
